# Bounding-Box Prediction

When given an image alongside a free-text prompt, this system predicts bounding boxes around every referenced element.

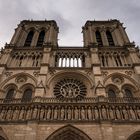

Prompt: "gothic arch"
[0,72,37,89]
[0,127,9,140]
[105,84,120,97]
[127,131,140,140]
[46,125,92,140]
[103,72,139,91]
[46,71,94,88]
[39,27,49,32]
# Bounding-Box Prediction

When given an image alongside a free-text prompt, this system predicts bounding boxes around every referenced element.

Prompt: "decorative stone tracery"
[54,78,87,100]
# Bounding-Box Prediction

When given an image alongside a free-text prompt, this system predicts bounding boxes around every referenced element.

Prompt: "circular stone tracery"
[54,78,87,100]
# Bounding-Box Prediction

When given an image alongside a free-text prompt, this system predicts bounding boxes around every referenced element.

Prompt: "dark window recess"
[106,31,114,46]
[124,89,133,98]
[24,31,34,47]
[108,89,116,98]
[4,89,14,102]
[95,31,103,47]
[21,89,32,102]
[36,30,45,47]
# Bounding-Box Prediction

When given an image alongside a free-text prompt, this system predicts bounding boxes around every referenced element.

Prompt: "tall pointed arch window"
[36,30,45,47]
[106,31,114,46]
[95,31,103,46]
[24,31,34,47]
[21,88,32,102]
[4,88,15,102]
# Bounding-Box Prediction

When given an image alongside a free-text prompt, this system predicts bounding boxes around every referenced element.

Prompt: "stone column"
[111,30,119,46]
[10,26,22,45]
[82,27,89,47]
[100,30,109,46]
[35,48,51,97]
[31,31,39,47]
[17,29,27,47]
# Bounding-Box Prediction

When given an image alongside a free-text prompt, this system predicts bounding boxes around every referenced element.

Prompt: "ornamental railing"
[1,97,140,104]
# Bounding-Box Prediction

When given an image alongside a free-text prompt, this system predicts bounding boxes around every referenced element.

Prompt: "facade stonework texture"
[0,19,140,140]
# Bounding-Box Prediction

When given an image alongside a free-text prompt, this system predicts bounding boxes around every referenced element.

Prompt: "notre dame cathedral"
[0,19,140,140]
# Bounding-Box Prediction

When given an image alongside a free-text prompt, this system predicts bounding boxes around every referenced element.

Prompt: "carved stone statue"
[12,107,19,120]
[115,106,121,120]
[136,106,140,119]
[81,106,86,120]
[87,106,92,120]
[26,107,31,120]
[40,107,45,120]
[47,106,52,120]
[122,106,129,120]
[32,106,38,120]
[53,106,58,120]
[19,107,25,120]
[101,106,108,120]
[67,106,72,120]
[129,106,136,120]
[60,107,65,120]
[94,106,99,120]
[6,107,13,121]
[0,107,6,120]
[108,106,115,120]
[74,106,79,120]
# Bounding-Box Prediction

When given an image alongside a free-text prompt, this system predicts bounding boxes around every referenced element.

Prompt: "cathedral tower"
[0,19,139,140]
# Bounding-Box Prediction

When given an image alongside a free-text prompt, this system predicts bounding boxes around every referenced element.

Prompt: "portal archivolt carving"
[46,125,92,140]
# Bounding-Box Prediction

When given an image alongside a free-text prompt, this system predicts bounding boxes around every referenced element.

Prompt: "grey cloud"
[0,0,140,47]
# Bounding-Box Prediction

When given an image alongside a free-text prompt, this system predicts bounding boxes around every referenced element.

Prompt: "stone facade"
[0,19,140,140]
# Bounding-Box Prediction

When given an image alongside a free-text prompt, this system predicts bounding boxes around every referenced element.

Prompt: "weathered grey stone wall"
[1,123,140,140]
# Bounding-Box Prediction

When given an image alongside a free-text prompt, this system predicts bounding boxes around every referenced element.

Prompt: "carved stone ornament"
[54,78,87,100]
[15,75,27,84]
[112,76,124,85]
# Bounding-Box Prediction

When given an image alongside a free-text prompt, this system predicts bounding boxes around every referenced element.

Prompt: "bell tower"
[0,19,140,140]
[82,19,130,47]
[10,20,59,47]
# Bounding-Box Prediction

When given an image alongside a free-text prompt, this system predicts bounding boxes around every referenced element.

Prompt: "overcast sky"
[0,0,140,47]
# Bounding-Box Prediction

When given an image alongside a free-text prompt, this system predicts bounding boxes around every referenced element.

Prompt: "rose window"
[54,78,87,100]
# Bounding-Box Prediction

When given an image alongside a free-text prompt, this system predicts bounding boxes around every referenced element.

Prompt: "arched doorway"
[127,131,140,140]
[46,125,92,140]
[0,127,8,140]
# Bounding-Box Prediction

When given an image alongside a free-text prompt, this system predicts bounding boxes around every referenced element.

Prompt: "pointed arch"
[36,30,45,47]
[46,125,92,140]
[95,30,103,47]
[0,72,37,89]
[106,30,114,46]
[0,127,9,140]
[103,72,139,91]
[24,30,34,47]
[127,131,140,140]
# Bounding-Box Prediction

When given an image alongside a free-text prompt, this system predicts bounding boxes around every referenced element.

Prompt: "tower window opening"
[36,30,45,47]
[96,31,103,47]
[106,31,114,46]
[24,31,34,47]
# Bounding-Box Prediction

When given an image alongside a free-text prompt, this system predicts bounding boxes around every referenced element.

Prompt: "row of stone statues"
[0,105,140,121]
